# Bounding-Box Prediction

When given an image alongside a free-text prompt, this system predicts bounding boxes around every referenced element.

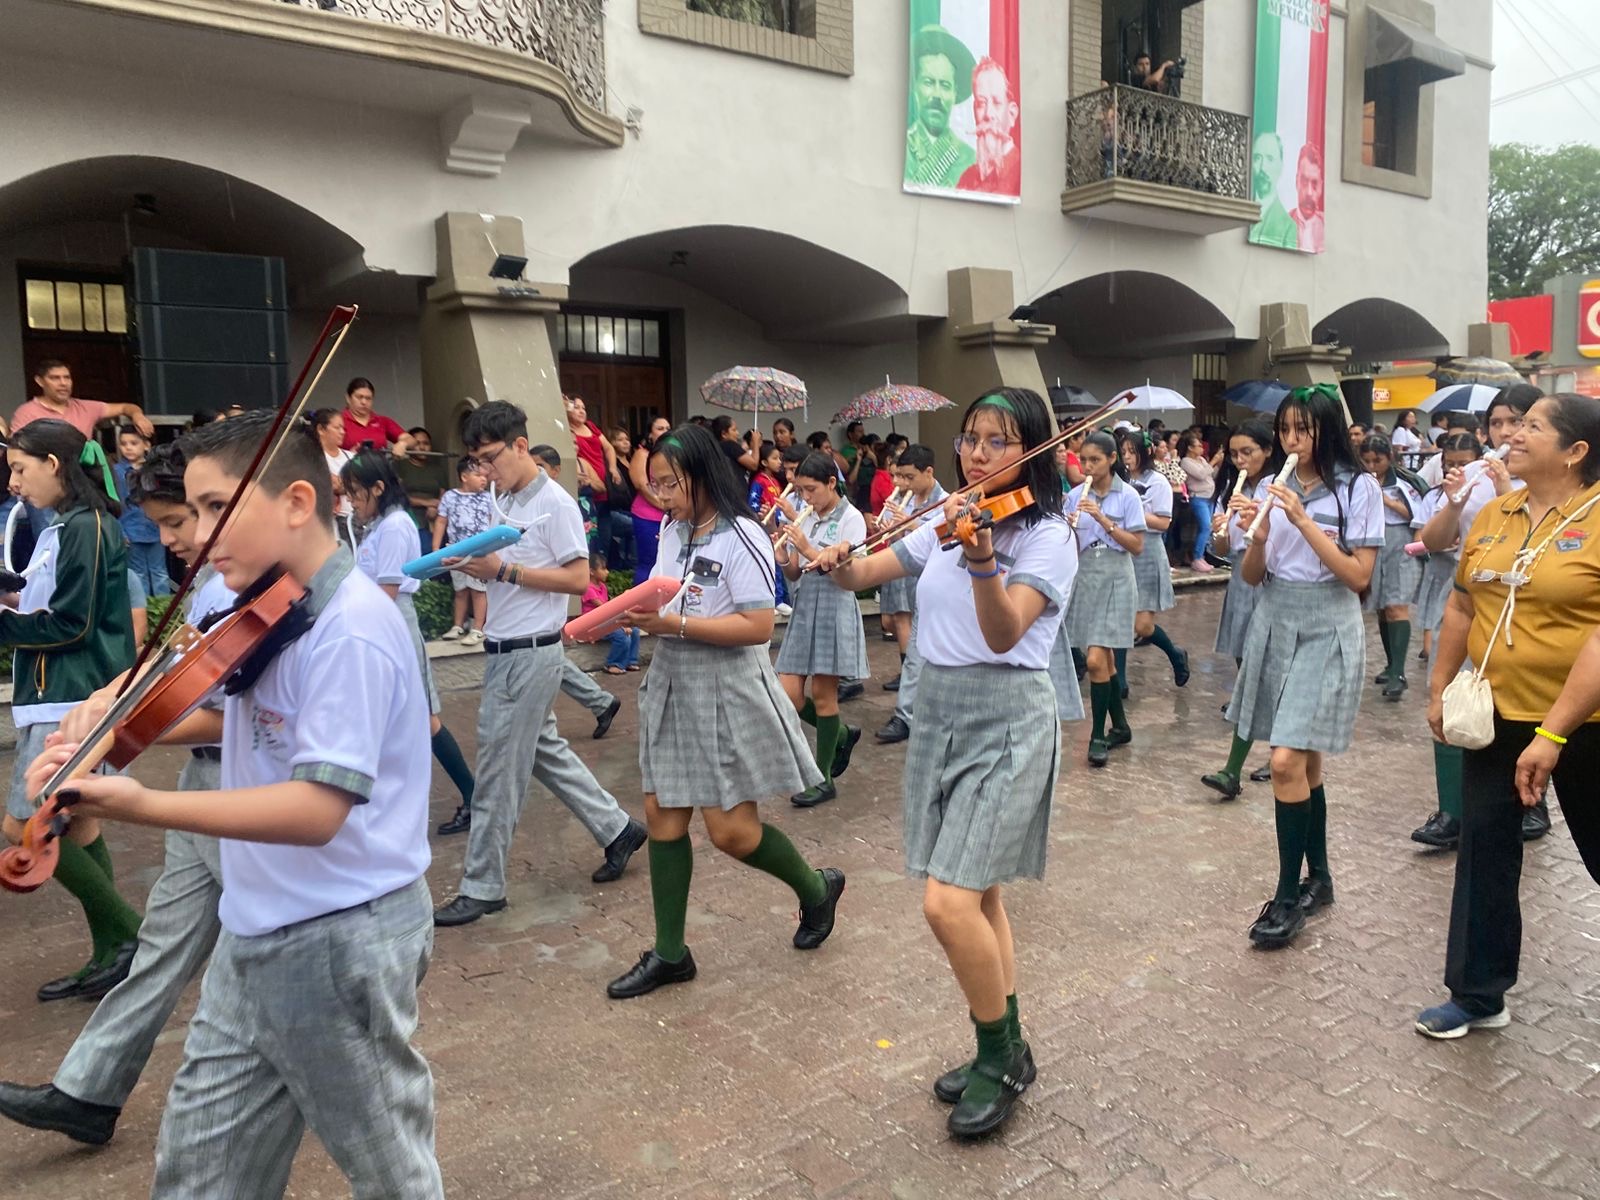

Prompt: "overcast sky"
[1489,0,1600,146]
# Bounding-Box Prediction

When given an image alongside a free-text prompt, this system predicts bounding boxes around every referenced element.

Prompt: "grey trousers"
[461,642,630,901]
[55,755,222,1108]
[893,614,924,727]
[152,877,441,1200]
[560,655,616,717]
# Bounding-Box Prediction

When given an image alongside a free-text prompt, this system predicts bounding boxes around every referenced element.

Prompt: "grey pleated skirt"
[1131,529,1175,612]
[1365,524,1422,611]
[903,663,1061,891]
[1064,545,1137,650]
[774,570,870,679]
[878,574,917,616]
[1228,578,1365,754]
[1414,551,1457,634]
[1047,624,1086,722]
[396,593,442,715]
[1213,548,1260,660]
[640,639,822,808]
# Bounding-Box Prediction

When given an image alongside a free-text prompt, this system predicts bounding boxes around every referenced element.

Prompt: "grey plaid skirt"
[1213,548,1260,660]
[1064,545,1137,650]
[904,663,1061,890]
[396,593,442,715]
[1414,550,1457,634]
[1227,578,1365,753]
[1365,524,1422,612]
[878,574,917,616]
[641,638,822,809]
[1047,624,1086,722]
[7,721,58,821]
[1131,529,1175,613]
[774,570,870,679]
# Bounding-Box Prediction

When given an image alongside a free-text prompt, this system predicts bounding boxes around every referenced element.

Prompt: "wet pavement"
[2,587,1599,1199]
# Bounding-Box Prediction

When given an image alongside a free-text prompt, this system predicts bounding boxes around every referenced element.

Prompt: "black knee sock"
[1147,625,1183,669]
[1090,680,1109,740]
[431,727,476,806]
[1377,614,1391,666]
[1107,676,1129,732]
[1306,785,1330,879]
[1113,647,1128,684]
[1274,799,1311,904]
[1388,621,1411,678]
[1071,648,1087,677]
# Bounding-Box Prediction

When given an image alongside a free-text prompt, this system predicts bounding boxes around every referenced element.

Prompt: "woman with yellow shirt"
[1418,393,1600,1039]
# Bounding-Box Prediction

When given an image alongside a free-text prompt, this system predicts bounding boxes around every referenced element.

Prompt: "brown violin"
[935,486,1036,552]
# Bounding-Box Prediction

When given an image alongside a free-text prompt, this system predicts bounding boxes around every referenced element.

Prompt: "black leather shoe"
[1106,725,1132,749]
[1248,897,1305,949]
[1201,771,1242,801]
[794,868,845,950]
[876,716,910,744]
[1249,764,1273,783]
[831,726,862,779]
[837,680,865,703]
[1087,739,1109,768]
[882,674,901,691]
[0,1083,119,1145]
[1383,676,1408,702]
[593,696,622,740]
[593,818,647,883]
[790,781,837,808]
[947,1047,1031,1139]
[1173,649,1191,688]
[37,961,97,1003]
[1522,801,1551,842]
[1411,810,1461,849]
[436,805,471,836]
[1297,875,1336,916]
[607,948,696,999]
[934,1042,1036,1104]
[1375,667,1392,685]
[76,941,138,1002]
[433,894,507,927]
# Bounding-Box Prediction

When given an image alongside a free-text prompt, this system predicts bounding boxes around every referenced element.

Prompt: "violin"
[935,486,1036,552]
[0,306,357,894]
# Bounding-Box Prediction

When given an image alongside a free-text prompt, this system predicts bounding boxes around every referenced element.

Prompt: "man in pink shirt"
[13,360,153,439]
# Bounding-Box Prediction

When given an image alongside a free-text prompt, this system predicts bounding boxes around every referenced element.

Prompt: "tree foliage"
[1489,142,1600,300]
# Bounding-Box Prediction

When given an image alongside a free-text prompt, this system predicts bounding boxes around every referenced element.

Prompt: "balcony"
[1060,85,1259,237]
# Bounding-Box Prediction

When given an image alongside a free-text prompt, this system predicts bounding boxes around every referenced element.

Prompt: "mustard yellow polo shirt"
[1456,481,1600,722]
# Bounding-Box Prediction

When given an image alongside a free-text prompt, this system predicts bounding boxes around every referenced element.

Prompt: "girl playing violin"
[812,387,1077,1140]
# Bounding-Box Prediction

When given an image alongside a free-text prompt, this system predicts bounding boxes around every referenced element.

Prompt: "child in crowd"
[584,553,639,674]
[114,425,169,596]
[434,456,493,645]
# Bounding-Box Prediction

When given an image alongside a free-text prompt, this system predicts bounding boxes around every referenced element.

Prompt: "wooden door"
[559,361,668,441]
[559,362,608,430]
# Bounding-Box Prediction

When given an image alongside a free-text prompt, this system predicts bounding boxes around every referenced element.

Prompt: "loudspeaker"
[138,360,290,412]
[134,304,288,364]
[130,248,286,310]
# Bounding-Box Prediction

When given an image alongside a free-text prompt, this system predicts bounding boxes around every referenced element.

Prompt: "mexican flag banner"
[903,0,1021,205]
[1248,0,1330,253]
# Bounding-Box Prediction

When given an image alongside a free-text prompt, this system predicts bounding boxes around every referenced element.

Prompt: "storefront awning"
[1368,8,1467,86]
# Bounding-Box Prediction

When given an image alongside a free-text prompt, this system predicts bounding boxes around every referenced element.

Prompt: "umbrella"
[1431,357,1523,387]
[1419,383,1502,414]
[1113,384,1194,413]
[833,376,953,432]
[700,366,809,425]
[1222,379,1291,413]
[1048,383,1101,419]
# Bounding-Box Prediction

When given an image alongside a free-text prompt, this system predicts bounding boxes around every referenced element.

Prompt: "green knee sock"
[740,824,826,907]
[1434,742,1464,820]
[1388,621,1411,677]
[83,834,113,882]
[1147,625,1183,670]
[1274,799,1311,904]
[1306,785,1330,879]
[1222,733,1252,779]
[1006,993,1022,1051]
[798,699,817,727]
[1376,615,1391,674]
[1113,647,1128,683]
[1090,681,1109,740]
[814,715,842,782]
[1107,677,1129,732]
[55,839,142,963]
[431,726,476,806]
[960,1014,1015,1107]
[648,836,693,963]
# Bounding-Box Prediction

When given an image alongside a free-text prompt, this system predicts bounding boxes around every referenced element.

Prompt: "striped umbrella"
[1431,358,1523,387]
[1419,383,1502,414]
[700,366,809,421]
[833,377,954,432]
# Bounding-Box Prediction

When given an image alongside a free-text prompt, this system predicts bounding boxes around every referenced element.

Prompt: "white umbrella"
[1418,383,1502,414]
[1112,384,1194,413]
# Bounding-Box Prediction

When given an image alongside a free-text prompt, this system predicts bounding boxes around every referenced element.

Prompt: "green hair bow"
[1288,382,1343,407]
[79,440,119,503]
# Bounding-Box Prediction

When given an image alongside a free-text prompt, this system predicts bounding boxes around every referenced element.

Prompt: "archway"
[1314,298,1450,362]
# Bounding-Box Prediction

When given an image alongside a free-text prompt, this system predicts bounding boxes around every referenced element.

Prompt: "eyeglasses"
[467,443,511,472]
[953,434,1024,458]
[648,475,685,494]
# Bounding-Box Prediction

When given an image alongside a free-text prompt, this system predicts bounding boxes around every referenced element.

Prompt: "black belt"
[485,632,561,654]
[190,746,222,761]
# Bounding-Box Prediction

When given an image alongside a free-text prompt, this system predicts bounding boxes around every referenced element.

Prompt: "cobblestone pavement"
[3,589,1599,1199]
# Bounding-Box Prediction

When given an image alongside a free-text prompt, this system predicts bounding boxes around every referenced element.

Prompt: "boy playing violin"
[19,411,442,1197]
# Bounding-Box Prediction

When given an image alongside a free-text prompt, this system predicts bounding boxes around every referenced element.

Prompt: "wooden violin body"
[936,486,1036,550]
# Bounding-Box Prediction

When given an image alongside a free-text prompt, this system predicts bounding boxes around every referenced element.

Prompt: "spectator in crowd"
[339,377,416,455]
[606,426,637,571]
[773,417,797,452]
[584,553,638,675]
[313,407,356,545]
[393,426,448,554]
[1348,422,1369,450]
[566,395,621,557]
[14,359,153,441]
[1180,432,1221,572]
[712,414,757,481]
[434,456,493,646]
[629,416,672,585]
[112,426,169,596]
[1131,50,1176,93]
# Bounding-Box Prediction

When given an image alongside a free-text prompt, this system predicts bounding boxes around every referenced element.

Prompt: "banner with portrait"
[903,0,1021,205]
[1247,0,1329,253]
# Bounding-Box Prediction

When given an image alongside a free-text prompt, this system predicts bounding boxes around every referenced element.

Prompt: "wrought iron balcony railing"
[288,0,606,112]
[1064,85,1250,200]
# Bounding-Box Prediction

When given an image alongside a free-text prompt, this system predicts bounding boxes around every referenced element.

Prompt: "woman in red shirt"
[340,377,415,455]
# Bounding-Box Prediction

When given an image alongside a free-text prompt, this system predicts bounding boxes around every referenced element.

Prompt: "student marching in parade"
[773,451,869,807]
[22,410,444,1195]
[1360,433,1428,701]
[0,418,141,1003]
[1062,431,1145,768]
[604,424,845,999]
[341,451,477,823]
[0,441,238,1145]
[1201,420,1275,799]
[1117,430,1191,693]
[1229,386,1382,949]
[813,386,1077,1139]
[874,443,947,744]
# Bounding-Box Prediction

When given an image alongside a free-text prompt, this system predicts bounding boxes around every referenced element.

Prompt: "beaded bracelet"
[1534,726,1568,746]
[967,563,1003,579]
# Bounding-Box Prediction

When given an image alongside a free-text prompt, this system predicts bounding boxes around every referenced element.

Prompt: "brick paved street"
[3,587,1599,1199]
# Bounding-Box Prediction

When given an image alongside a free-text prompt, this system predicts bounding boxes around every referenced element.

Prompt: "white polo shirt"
[892,514,1078,670]
[1130,469,1175,521]
[655,515,775,618]
[1391,426,1423,454]
[1254,470,1384,583]
[1065,476,1147,552]
[356,507,421,596]
[794,499,867,565]
[219,556,431,936]
[482,472,589,641]
[1376,475,1426,528]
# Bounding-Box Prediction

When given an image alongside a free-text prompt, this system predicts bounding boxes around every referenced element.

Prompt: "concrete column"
[420,212,574,494]
[1226,301,1352,417]
[1467,322,1512,361]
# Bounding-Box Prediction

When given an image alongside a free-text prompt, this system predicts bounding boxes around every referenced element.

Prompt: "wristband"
[967,563,1003,579]
[678,611,689,640]
[1534,726,1568,746]
[964,555,996,568]
[511,564,523,586]
[495,562,509,582]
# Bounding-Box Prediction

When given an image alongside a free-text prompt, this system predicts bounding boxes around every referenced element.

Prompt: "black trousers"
[1445,716,1600,1014]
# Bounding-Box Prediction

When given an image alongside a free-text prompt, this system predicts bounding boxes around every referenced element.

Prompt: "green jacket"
[3,507,135,722]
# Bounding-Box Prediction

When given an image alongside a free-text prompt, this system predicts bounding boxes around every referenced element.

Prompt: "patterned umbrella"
[1431,357,1523,387]
[1419,383,1502,414]
[832,377,954,431]
[700,366,809,420]
[1222,379,1292,414]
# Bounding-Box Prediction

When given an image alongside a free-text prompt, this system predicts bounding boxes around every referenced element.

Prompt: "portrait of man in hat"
[904,24,977,191]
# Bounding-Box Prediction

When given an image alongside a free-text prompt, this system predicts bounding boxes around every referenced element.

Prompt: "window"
[640,0,852,77]
[22,275,128,334]
[555,312,663,361]
[687,0,792,30]
[1360,73,1418,175]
